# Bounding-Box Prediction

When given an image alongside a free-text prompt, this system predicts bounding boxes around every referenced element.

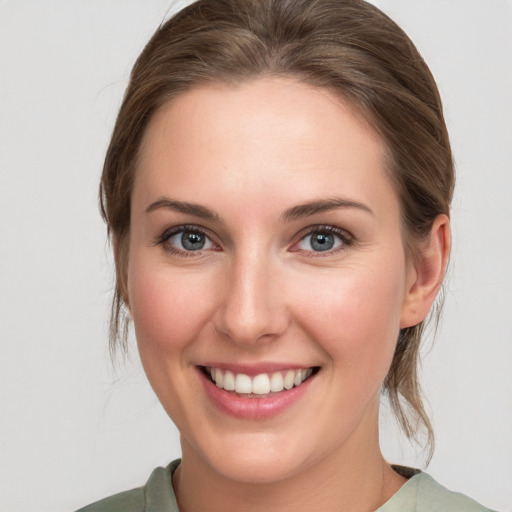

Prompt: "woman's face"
[127,78,419,483]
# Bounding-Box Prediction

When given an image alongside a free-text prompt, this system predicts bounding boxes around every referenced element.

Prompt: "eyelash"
[155,224,354,257]
[156,225,217,257]
[293,225,354,256]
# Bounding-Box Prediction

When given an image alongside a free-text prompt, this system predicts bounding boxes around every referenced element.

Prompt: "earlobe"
[400,214,451,328]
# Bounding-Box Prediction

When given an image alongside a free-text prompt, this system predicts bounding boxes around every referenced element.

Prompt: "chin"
[208,453,302,485]
[187,429,313,485]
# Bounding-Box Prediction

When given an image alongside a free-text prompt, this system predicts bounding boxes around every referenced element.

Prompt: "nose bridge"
[214,245,287,345]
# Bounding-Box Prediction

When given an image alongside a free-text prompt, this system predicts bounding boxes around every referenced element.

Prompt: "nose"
[213,251,289,346]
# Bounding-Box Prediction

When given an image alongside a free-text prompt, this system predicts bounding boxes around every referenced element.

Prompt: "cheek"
[290,260,406,374]
[127,256,215,359]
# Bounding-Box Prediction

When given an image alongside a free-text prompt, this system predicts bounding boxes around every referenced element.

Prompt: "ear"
[400,214,451,328]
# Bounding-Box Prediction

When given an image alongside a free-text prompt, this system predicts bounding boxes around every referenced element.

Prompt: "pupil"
[182,232,205,250]
[311,233,334,251]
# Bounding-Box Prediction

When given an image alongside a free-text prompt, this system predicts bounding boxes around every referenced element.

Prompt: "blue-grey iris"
[182,232,205,250]
[310,232,334,251]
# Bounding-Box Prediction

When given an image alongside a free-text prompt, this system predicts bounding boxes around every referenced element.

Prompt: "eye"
[295,227,351,253]
[160,226,216,253]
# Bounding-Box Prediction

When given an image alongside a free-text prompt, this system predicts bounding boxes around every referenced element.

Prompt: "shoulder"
[378,470,495,512]
[74,460,180,512]
[415,473,495,512]
[75,487,144,512]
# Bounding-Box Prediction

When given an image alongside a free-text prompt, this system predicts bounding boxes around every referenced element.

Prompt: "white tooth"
[301,368,310,382]
[223,370,235,391]
[294,369,303,387]
[214,368,224,388]
[305,368,313,379]
[270,372,284,392]
[284,370,295,390]
[235,373,252,394]
[252,373,271,394]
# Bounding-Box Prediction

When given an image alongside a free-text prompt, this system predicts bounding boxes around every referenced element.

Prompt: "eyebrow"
[145,197,221,222]
[145,196,373,222]
[282,197,374,221]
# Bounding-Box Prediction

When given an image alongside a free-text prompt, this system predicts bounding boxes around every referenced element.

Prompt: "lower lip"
[199,368,315,420]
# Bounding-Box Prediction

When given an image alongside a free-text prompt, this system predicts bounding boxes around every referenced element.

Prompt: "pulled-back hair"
[100,0,454,458]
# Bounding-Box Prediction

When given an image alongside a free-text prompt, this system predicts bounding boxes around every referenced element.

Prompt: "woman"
[78,0,492,510]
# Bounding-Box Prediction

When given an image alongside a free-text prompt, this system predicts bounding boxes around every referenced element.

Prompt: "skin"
[125,77,450,512]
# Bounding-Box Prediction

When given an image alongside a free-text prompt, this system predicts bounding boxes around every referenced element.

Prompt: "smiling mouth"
[201,366,320,397]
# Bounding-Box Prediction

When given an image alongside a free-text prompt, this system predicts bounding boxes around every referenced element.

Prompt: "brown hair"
[100,0,454,458]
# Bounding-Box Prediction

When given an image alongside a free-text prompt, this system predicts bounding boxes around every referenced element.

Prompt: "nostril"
[213,307,291,346]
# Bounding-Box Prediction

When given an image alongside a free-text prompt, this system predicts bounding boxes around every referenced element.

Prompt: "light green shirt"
[76,459,495,512]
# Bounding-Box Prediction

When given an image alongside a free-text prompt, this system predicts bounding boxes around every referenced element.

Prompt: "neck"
[172,407,406,512]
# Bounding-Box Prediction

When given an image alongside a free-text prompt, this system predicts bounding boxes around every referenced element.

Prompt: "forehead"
[134,77,397,220]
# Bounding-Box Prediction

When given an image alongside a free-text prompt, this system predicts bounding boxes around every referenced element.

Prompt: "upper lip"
[198,362,317,376]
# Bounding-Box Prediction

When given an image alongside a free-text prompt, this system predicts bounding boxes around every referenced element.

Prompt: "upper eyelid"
[295,224,353,240]
[162,224,208,236]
